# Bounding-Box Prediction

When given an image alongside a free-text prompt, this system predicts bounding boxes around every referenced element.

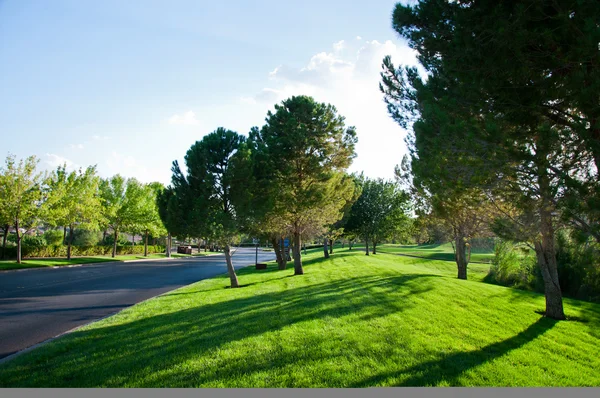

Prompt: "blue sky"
[0,0,419,185]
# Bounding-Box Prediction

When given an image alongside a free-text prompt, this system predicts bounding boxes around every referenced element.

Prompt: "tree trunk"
[103,230,107,244]
[224,244,240,288]
[166,233,171,258]
[112,229,118,258]
[455,235,468,280]
[329,239,333,254]
[349,240,353,251]
[292,230,303,275]
[1,224,8,260]
[365,239,369,256]
[272,237,286,270]
[144,230,149,257]
[132,234,135,246]
[63,226,67,245]
[373,241,377,255]
[534,194,565,320]
[16,220,22,264]
[67,224,74,260]
[323,238,329,259]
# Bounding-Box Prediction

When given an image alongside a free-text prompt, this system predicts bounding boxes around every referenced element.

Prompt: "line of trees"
[0,154,166,263]
[380,0,600,320]
[158,96,366,287]
[155,96,416,289]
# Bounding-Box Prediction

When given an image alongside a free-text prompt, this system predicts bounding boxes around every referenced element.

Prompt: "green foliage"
[44,164,102,235]
[486,241,538,291]
[345,176,411,248]
[43,229,64,246]
[0,244,166,259]
[72,229,103,246]
[555,232,600,303]
[170,127,248,244]
[103,233,129,246]
[8,234,48,248]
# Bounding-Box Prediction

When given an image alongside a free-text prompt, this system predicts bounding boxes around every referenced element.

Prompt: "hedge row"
[0,245,166,259]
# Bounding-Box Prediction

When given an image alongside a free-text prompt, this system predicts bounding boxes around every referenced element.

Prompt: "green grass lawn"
[377,243,495,263]
[0,252,215,271]
[0,248,598,387]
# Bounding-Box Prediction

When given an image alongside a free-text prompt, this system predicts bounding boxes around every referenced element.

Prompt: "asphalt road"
[0,248,275,360]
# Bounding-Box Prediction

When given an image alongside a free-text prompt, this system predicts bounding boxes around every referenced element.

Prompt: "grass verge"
[378,243,495,263]
[0,248,598,387]
[0,252,215,271]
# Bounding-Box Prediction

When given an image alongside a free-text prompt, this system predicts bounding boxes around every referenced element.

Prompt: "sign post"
[253,237,259,265]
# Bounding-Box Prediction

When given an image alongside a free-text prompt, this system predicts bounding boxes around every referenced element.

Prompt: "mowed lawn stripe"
[0,249,598,387]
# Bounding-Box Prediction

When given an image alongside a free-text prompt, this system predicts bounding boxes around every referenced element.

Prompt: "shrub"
[1,245,166,259]
[485,240,538,290]
[556,231,600,303]
[104,234,129,246]
[43,230,65,246]
[72,229,103,246]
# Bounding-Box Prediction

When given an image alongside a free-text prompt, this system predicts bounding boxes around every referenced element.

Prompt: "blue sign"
[283,238,289,248]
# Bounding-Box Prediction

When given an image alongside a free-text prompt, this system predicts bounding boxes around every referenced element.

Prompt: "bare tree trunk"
[63,226,67,245]
[103,230,107,244]
[455,235,467,280]
[112,229,118,258]
[166,233,171,258]
[224,244,240,288]
[373,241,377,255]
[132,234,135,246]
[144,230,149,257]
[323,237,329,259]
[271,237,286,270]
[365,238,369,256]
[16,220,22,264]
[67,224,74,260]
[349,240,353,251]
[292,230,303,275]
[1,224,8,260]
[329,239,333,254]
[535,191,565,320]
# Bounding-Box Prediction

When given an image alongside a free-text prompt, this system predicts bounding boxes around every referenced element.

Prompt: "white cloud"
[333,40,345,52]
[69,143,84,150]
[242,37,421,180]
[167,110,200,126]
[45,153,79,171]
[356,36,362,40]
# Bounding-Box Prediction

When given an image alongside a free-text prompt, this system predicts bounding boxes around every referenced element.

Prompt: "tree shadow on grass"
[0,273,440,387]
[350,316,558,387]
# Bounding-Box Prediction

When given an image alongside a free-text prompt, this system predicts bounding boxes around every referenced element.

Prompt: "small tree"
[99,176,146,258]
[45,164,102,260]
[0,154,44,263]
[258,96,358,274]
[346,177,411,255]
[170,128,250,287]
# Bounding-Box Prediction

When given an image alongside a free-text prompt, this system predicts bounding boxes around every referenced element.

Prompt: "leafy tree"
[44,164,102,259]
[170,128,250,287]
[99,176,146,258]
[0,154,44,263]
[378,0,597,319]
[140,182,167,256]
[257,95,358,274]
[43,229,64,246]
[323,173,361,256]
[346,177,411,256]
[0,168,12,260]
